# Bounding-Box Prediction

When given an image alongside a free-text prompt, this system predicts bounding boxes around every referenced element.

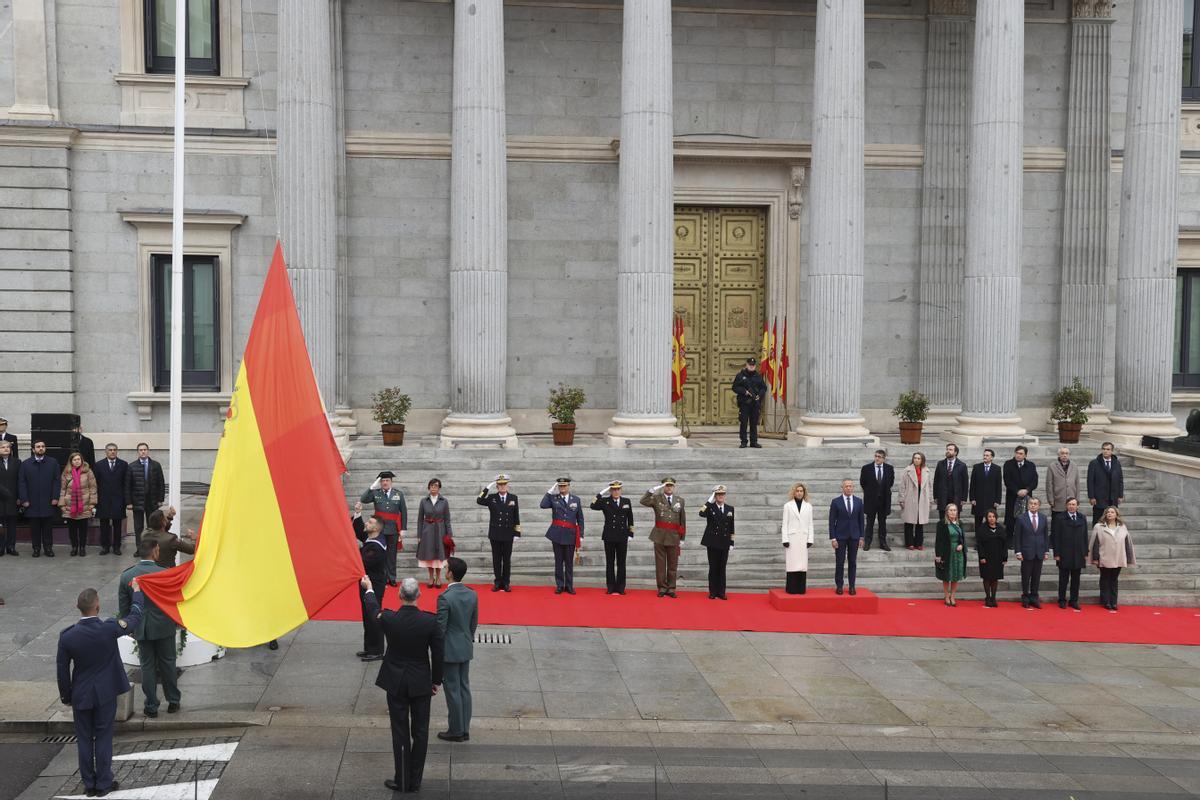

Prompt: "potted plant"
[371,387,412,446]
[892,390,930,444]
[1051,377,1093,444]
[548,383,586,446]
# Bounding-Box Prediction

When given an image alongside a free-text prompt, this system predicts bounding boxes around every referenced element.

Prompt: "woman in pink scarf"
[59,452,97,556]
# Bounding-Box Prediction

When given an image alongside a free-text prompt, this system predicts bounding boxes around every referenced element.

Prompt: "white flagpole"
[168,0,187,514]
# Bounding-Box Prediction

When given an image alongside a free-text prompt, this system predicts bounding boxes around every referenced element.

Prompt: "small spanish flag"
[137,242,364,648]
[671,314,687,404]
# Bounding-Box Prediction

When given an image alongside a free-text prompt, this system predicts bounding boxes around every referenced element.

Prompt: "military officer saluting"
[699,485,735,600]
[540,477,584,595]
[477,474,521,592]
[360,471,407,586]
[590,480,635,595]
[641,478,686,598]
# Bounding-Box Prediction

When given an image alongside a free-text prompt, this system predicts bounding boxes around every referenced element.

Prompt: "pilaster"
[8,0,59,120]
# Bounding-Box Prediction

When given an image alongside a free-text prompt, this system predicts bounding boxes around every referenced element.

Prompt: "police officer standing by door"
[477,474,520,592]
[732,357,768,448]
[590,480,634,595]
[361,471,407,586]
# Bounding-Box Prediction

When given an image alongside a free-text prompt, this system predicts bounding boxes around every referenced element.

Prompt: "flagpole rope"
[246,0,281,241]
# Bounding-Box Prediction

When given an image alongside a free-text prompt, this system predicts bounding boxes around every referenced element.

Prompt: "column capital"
[1071,0,1113,20]
[927,0,970,17]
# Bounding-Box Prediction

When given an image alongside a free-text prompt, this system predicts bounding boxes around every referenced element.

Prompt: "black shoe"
[863,542,871,552]
[1110,604,1119,612]
[566,588,576,595]
[750,443,763,448]
[85,789,97,798]
[554,588,563,595]
[96,781,119,797]
[708,594,715,599]
[836,587,843,595]
[387,580,398,587]
[144,709,158,718]
[100,548,110,555]
[79,548,86,557]
[880,541,891,552]
[1031,599,1042,609]
[5,549,15,556]
[739,443,748,449]
[657,591,665,597]
[385,779,403,792]
[1022,598,1030,609]
[268,640,279,651]
[32,550,40,558]
[360,653,383,662]
[719,595,728,600]
[44,549,54,557]
[503,586,512,592]
[849,587,857,596]
[355,650,370,658]
[437,731,467,742]
[1070,601,1081,611]
[70,547,78,556]
[1059,600,1067,609]
[167,702,180,713]
[112,547,122,556]
[491,585,502,592]
[667,591,676,598]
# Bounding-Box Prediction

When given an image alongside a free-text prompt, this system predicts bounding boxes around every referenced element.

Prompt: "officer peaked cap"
[556,476,572,485]
[377,471,396,479]
[495,474,510,484]
[662,477,676,486]
[608,480,622,489]
[713,485,727,494]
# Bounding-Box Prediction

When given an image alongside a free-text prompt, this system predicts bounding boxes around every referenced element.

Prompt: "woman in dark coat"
[416,477,451,588]
[975,508,1006,607]
[1052,497,1089,610]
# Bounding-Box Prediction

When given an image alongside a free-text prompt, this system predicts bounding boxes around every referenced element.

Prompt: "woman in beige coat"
[898,452,933,550]
[781,482,815,594]
[1089,505,1135,611]
[59,452,97,556]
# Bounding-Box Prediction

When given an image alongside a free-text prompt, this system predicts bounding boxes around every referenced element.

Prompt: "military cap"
[746,357,757,365]
[377,470,396,479]
[608,480,623,489]
[661,477,676,486]
[713,484,727,494]
[556,476,572,485]
[0,417,6,423]
[494,474,510,484]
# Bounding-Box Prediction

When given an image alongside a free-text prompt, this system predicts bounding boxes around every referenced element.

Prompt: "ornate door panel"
[673,207,767,425]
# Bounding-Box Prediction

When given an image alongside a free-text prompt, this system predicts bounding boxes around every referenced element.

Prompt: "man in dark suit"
[1086,441,1125,526]
[19,440,60,557]
[933,443,969,521]
[94,444,128,555]
[859,449,894,551]
[436,557,478,743]
[828,479,866,595]
[540,477,585,595]
[124,443,165,546]
[365,576,444,794]
[119,540,181,717]
[74,424,96,468]
[353,514,388,661]
[969,448,1003,532]
[1013,496,1050,609]
[731,357,769,448]
[477,474,520,592]
[0,441,20,556]
[0,416,18,460]
[590,480,635,595]
[1003,445,1039,545]
[57,580,144,798]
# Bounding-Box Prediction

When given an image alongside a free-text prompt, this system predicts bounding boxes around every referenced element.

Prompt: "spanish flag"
[137,242,364,647]
[670,314,687,404]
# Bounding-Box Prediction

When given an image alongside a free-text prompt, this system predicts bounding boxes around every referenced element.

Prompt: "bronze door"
[673,207,767,425]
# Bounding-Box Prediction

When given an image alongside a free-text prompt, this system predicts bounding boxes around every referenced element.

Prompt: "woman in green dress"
[935,502,967,606]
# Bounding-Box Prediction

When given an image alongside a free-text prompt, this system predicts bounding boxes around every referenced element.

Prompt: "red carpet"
[312,584,1200,646]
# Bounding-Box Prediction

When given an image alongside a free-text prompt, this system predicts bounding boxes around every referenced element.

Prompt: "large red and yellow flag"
[670,315,687,404]
[138,242,363,647]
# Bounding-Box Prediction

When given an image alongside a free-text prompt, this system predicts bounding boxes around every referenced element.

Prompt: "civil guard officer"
[590,480,635,595]
[641,478,686,598]
[361,470,407,586]
[699,484,735,600]
[540,477,584,595]
[477,474,521,592]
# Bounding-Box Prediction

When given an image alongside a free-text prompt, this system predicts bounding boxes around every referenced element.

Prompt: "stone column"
[1057,0,1113,428]
[440,0,518,447]
[277,0,340,412]
[793,0,873,445]
[330,0,357,440]
[952,0,1027,442]
[8,0,59,120]
[916,1,971,430]
[605,0,684,446]
[1108,0,1186,440]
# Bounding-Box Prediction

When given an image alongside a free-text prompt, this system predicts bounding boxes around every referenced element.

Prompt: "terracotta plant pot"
[381,423,405,446]
[1057,421,1083,444]
[551,422,576,446]
[898,421,923,444]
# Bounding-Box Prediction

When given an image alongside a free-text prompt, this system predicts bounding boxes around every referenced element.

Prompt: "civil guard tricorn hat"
[377,470,396,479]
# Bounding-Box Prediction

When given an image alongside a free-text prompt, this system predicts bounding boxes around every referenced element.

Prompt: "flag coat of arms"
[137,242,363,647]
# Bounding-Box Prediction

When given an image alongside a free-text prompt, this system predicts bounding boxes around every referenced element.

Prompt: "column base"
[923,407,962,433]
[950,414,1035,449]
[1104,413,1185,446]
[604,415,686,448]
[332,405,358,436]
[327,412,352,463]
[789,415,878,447]
[439,414,519,449]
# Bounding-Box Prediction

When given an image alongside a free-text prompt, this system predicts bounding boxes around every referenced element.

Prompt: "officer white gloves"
[548,482,558,495]
[707,492,716,505]
[650,483,665,493]
[598,484,612,498]
[369,477,382,491]
[487,481,498,494]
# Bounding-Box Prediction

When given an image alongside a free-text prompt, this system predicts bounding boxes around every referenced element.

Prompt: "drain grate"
[474,632,512,645]
[42,735,77,744]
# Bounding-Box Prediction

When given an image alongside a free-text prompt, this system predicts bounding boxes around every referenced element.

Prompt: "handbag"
[443,533,455,556]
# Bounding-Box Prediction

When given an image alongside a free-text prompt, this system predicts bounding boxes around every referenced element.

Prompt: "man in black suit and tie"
[1003,445,1038,545]
[94,444,128,555]
[1086,441,1125,526]
[57,581,144,798]
[859,449,894,551]
[969,448,1003,532]
[477,474,521,592]
[933,443,969,522]
[1013,497,1050,609]
[829,479,866,595]
[0,416,18,460]
[364,576,444,794]
[0,441,19,556]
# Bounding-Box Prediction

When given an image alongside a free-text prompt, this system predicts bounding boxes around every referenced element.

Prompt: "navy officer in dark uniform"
[541,477,585,595]
[477,474,521,592]
[57,580,144,798]
[590,480,635,595]
[699,484,736,599]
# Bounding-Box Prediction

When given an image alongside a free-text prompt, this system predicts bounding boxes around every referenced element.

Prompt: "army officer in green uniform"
[641,478,686,598]
[360,470,406,586]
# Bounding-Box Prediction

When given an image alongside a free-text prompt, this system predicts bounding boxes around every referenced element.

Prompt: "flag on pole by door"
[136,241,364,648]
[779,317,790,404]
[671,315,687,404]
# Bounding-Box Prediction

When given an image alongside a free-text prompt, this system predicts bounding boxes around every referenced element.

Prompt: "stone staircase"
[344,441,1200,606]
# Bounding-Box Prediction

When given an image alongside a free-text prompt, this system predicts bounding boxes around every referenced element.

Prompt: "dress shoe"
[491,585,502,592]
[78,548,86,557]
[739,443,748,449]
[100,548,110,555]
[355,650,370,657]
[566,588,576,595]
[503,586,512,592]
[708,594,715,600]
[360,653,383,662]
[1059,600,1067,609]
[880,541,891,552]
[915,545,924,551]
[96,781,119,797]
[1069,601,1081,611]
[387,580,398,587]
[848,587,857,596]
[667,591,677,598]
[168,702,180,713]
[45,549,54,557]
[5,549,16,556]
[719,595,728,600]
[1031,599,1042,609]
[112,547,121,556]
[1110,604,1119,612]
[835,587,843,595]
[555,588,563,595]
[750,443,763,448]
[863,542,871,552]
[1022,598,1030,609]
[85,789,97,797]
[144,709,158,718]
[31,550,40,558]
[385,779,404,792]
[437,731,467,742]
[657,591,666,597]
[268,640,279,651]
[70,547,78,556]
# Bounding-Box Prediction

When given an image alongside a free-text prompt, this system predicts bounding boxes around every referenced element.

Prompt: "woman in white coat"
[899,452,934,550]
[782,482,815,594]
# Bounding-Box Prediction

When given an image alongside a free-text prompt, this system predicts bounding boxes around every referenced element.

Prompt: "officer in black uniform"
[590,480,635,595]
[477,474,520,592]
[699,485,736,599]
[731,357,768,448]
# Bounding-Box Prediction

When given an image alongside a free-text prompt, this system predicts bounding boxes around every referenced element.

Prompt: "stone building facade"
[1,0,1198,467]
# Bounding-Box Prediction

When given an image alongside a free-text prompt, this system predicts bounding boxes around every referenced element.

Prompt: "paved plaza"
[3,553,1200,798]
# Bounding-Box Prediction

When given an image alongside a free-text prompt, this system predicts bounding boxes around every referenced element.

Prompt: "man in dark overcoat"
[94,443,128,555]
[1051,497,1090,610]
[0,440,20,556]
[19,440,60,556]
